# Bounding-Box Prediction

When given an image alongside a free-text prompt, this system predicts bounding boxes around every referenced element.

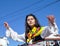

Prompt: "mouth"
[30,22,33,24]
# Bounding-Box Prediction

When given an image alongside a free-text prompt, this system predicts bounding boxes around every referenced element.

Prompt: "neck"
[30,25,35,29]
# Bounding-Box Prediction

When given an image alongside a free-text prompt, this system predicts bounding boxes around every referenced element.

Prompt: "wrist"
[6,26,9,29]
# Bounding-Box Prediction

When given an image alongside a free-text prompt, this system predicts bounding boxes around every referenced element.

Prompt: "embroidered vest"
[27,27,44,43]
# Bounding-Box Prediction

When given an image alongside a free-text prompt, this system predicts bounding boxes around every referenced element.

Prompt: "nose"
[29,20,32,24]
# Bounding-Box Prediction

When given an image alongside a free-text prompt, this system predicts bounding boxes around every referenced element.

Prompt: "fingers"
[4,22,8,27]
[4,22,9,29]
[47,15,55,20]
[47,15,55,25]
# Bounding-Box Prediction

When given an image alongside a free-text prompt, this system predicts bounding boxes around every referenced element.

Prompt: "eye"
[27,19,30,21]
[31,18,34,20]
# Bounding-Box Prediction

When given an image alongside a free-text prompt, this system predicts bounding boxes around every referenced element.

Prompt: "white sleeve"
[48,22,59,34]
[0,37,9,46]
[53,22,59,34]
[41,26,52,38]
[6,27,25,43]
[41,22,59,38]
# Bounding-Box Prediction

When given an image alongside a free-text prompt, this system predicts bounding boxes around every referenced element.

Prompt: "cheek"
[32,20,35,24]
[27,21,30,24]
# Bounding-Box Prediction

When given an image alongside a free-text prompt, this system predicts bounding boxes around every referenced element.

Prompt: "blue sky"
[0,0,60,46]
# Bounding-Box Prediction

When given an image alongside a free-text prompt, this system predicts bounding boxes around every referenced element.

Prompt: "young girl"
[4,14,59,46]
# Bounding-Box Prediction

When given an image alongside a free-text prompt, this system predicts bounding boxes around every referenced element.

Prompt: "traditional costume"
[6,22,59,46]
[0,37,9,46]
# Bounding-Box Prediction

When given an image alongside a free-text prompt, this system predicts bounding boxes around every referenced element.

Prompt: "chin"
[30,25,34,27]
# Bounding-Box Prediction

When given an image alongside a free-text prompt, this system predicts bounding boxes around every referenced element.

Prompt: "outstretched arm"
[47,15,59,34]
[4,22,25,42]
[41,15,59,39]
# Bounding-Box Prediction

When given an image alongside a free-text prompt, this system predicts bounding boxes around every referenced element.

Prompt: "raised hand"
[47,15,55,25]
[4,22,9,29]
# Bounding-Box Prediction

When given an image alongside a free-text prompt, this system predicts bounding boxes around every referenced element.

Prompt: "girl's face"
[27,16,35,27]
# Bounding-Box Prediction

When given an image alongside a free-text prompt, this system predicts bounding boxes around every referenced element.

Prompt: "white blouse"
[0,37,9,46]
[6,22,59,44]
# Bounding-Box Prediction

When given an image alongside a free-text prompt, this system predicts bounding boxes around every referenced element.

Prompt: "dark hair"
[25,14,41,43]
